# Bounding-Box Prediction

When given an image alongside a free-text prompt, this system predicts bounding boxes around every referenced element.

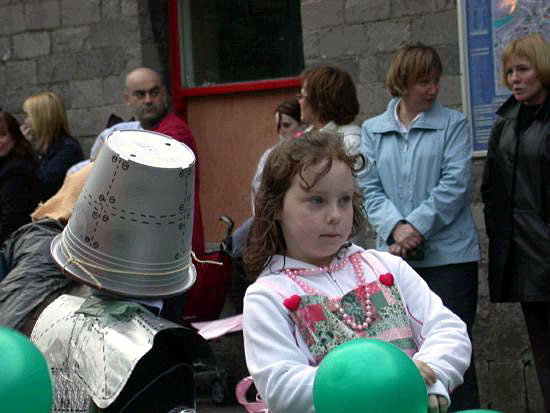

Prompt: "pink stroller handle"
[235,376,269,413]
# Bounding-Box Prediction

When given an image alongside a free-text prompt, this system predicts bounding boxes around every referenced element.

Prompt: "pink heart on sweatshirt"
[283,295,301,311]
[379,273,394,287]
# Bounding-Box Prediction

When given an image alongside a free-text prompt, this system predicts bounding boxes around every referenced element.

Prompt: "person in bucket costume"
[31,129,214,412]
[242,130,471,413]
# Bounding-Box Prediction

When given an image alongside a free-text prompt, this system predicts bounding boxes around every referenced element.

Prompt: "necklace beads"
[283,252,374,331]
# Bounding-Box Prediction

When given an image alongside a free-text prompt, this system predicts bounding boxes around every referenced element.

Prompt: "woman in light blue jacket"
[360,44,480,412]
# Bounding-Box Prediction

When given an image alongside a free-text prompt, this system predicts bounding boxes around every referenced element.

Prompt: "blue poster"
[464,0,550,151]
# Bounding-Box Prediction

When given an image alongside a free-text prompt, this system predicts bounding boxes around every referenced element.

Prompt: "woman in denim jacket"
[359,44,480,411]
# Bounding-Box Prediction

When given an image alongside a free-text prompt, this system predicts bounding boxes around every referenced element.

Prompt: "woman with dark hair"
[228,98,303,312]
[481,33,550,411]
[0,111,39,243]
[298,65,361,155]
[21,91,83,202]
[251,97,303,203]
[360,43,480,410]
[274,98,302,139]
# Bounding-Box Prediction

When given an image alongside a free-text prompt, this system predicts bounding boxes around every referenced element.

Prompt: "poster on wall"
[458,0,550,153]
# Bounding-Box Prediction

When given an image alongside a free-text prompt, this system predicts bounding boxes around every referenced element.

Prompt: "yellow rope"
[60,237,225,292]
[191,250,224,266]
[61,238,191,285]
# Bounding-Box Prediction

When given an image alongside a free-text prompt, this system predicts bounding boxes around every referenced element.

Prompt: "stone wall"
[1,1,546,411]
[0,0,168,155]
[300,0,544,411]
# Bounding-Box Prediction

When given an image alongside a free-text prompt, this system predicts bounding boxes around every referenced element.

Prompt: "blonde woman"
[21,92,83,201]
[481,33,550,411]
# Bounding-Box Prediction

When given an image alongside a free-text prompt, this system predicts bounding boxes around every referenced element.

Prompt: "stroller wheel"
[225,375,238,404]
[211,378,226,405]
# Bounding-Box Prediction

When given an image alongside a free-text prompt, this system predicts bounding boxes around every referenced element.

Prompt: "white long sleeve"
[243,246,471,412]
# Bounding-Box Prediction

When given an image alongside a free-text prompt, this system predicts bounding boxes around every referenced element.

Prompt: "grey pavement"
[196,399,245,412]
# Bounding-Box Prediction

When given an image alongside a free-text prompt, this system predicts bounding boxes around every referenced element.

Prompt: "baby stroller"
[191,217,265,410]
[182,215,235,326]
[183,215,245,406]
[186,216,264,408]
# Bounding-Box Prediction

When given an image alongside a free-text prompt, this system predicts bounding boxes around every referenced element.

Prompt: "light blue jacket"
[359,98,480,267]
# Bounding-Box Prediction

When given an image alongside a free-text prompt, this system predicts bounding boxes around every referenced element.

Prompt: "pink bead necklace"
[283,252,375,330]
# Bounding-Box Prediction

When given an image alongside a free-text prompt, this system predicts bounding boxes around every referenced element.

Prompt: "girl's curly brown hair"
[243,130,367,280]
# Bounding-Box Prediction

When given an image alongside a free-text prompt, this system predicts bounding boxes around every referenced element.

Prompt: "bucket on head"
[51,129,197,298]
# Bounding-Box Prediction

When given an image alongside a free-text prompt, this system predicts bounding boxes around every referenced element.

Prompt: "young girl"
[242,130,471,413]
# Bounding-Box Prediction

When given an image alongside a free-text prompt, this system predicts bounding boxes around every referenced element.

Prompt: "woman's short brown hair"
[501,32,550,89]
[22,91,71,153]
[243,130,366,279]
[302,66,359,125]
[386,44,443,97]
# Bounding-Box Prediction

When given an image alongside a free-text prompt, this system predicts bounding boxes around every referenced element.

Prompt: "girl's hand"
[414,360,448,412]
[428,394,449,413]
[413,359,436,385]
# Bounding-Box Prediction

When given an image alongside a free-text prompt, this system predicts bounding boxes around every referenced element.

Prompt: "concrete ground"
[196,400,245,412]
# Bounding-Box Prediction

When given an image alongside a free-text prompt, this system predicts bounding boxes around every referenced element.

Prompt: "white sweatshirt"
[243,245,471,413]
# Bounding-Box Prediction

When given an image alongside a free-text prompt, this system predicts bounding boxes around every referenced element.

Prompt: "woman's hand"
[389,243,408,258]
[392,223,423,250]
[428,394,449,413]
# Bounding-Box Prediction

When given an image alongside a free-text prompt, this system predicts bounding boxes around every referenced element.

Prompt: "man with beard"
[98,68,206,324]
[72,68,205,258]
[109,67,205,257]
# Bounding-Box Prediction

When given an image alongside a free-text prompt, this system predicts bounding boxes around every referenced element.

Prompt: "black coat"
[0,156,39,243]
[38,134,84,202]
[481,93,550,302]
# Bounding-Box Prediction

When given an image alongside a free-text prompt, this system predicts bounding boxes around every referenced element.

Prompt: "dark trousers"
[521,302,550,412]
[414,262,480,411]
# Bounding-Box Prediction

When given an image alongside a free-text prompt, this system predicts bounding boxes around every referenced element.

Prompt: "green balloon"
[0,327,53,412]
[455,410,503,412]
[313,338,428,413]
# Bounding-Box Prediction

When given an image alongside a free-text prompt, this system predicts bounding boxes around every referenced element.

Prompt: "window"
[177,0,304,92]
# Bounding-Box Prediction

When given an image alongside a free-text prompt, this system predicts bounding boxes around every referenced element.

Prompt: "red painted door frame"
[167,0,302,119]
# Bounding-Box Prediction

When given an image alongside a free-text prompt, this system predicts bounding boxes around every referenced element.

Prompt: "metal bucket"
[51,129,197,298]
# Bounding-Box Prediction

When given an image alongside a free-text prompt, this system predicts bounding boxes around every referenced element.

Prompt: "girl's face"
[276,112,300,139]
[505,54,546,106]
[402,69,440,114]
[278,158,354,267]
[0,127,15,158]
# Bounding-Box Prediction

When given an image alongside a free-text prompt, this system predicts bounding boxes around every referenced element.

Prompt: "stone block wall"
[1,1,546,411]
[300,0,545,411]
[0,0,168,155]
